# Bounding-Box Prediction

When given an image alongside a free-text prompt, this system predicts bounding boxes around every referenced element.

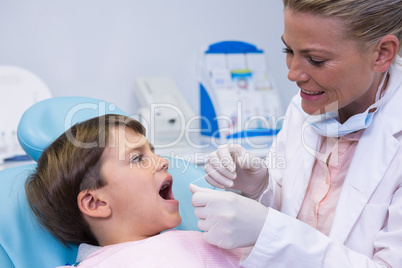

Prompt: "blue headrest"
[0,164,79,267]
[17,96,128,162]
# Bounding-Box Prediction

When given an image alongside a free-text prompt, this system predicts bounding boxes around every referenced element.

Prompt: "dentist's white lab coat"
[242,59,402,268]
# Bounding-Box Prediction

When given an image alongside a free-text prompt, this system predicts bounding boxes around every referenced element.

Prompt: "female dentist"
[190,0,402,267]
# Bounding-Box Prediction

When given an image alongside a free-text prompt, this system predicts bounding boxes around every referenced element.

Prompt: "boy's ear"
[77,190,111,218]
[372,34,399,72]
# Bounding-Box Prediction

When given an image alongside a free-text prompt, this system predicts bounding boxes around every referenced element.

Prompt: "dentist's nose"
[287,57,309,83]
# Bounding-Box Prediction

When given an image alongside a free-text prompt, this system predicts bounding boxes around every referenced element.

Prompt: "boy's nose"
[155,156,169,171]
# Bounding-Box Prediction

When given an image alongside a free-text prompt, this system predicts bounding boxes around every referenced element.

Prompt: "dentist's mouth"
[301,89,325,96]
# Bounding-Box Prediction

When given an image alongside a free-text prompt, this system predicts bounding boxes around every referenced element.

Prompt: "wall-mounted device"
[198,41,284,150]
[134,76,194,148]
[0,66,52,163]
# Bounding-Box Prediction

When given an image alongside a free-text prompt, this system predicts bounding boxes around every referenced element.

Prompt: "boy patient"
[25,114,242,267]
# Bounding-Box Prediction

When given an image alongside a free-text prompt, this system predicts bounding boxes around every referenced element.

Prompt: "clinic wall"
[0,0,298,115]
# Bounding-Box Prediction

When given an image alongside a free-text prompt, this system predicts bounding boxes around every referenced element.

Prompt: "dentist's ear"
[372,34,399,72]
[77,190,111,218]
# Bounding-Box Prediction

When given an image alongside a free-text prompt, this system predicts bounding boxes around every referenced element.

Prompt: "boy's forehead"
[102,126,151,161]
[109,125,149,149]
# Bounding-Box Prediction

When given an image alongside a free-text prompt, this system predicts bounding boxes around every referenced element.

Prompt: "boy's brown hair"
[25,114,145,246]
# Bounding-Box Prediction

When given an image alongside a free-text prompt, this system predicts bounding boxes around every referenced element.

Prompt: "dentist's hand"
[204,144,268,199]
[190,184,269,249]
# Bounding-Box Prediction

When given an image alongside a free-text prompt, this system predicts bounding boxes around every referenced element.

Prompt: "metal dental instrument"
[190,174,209,185]
[190,168,221,185]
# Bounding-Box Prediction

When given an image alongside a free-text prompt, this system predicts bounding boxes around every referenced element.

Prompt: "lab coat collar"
[377,57,402,134]
[329,59,402,243]
[329,116,400,243]
[300,122,321,185]
[299,109,399,245]
[291,95,322,181]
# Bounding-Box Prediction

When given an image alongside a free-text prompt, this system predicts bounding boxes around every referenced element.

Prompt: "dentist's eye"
[308,58,325,67]
[282,47,294,55]
[130,154,143,163]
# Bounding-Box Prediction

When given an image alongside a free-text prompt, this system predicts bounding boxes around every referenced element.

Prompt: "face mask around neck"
[294,70,389,137]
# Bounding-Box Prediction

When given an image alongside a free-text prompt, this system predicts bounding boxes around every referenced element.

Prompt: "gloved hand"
[190,184,269,249]
[204,144,269,199]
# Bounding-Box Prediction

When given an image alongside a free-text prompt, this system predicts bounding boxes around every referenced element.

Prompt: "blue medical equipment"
[0,96,215,268]
[198,41,283,149]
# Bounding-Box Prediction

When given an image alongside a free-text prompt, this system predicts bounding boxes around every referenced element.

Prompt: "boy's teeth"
[159,181,172,200]
[161,182,170,190]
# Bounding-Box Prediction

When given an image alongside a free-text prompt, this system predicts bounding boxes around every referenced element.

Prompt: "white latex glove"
[190,184,269,249]
[204,144,269,199]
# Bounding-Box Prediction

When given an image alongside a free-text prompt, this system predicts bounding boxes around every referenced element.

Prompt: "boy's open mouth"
[159,179,174,200]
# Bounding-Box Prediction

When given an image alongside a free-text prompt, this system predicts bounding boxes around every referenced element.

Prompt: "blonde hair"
[283,0,402,54]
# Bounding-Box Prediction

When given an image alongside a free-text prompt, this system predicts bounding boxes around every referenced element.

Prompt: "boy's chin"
[172,215,182,228]
[164,215,182,231]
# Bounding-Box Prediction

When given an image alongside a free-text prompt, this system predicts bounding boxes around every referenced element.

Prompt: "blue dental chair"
[0,96,212,268]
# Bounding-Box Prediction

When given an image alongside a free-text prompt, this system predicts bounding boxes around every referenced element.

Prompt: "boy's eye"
[130,154,143,163]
